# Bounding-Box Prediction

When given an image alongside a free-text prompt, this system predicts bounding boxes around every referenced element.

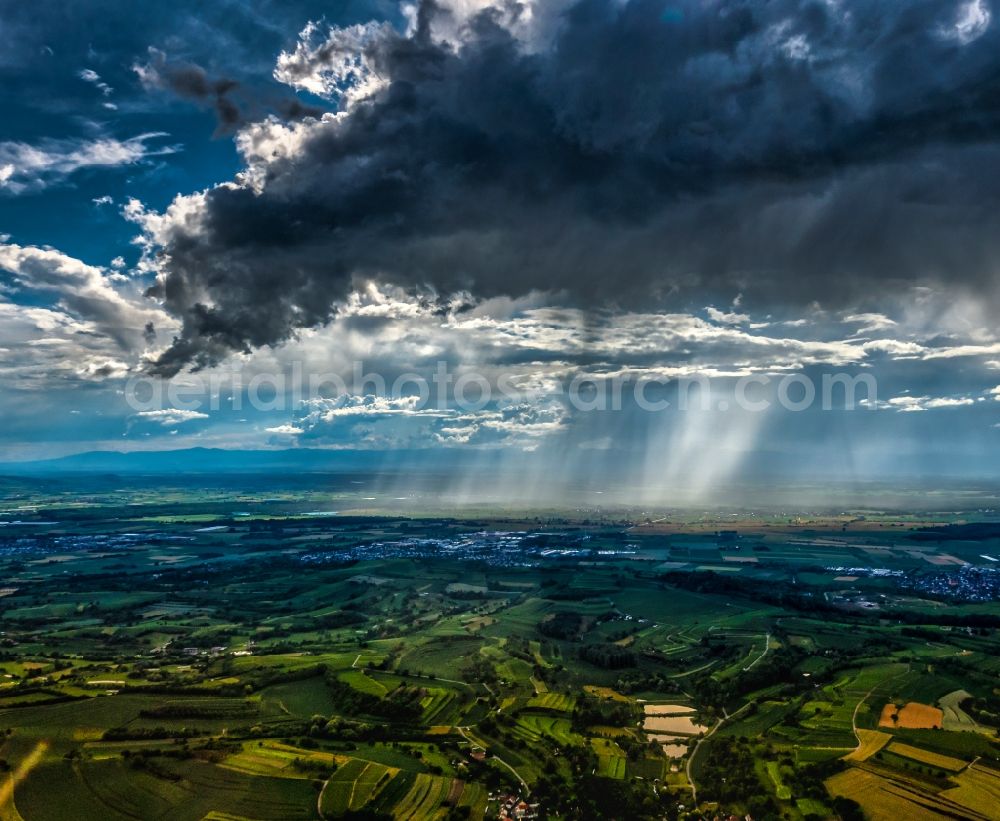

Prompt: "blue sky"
[0,1,397,258]
[1,0,999,495]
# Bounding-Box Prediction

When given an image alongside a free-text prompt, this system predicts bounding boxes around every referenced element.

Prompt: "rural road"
[742,633,771,672]
[685,699,754,806]
[406,671,470,687]
[685,718,723,806]
[850,685,876,746]
[668,659,719,679]
[457,726,530,795]
[353,655,469,688]
[317,776,329,820]
[849,665,909,751]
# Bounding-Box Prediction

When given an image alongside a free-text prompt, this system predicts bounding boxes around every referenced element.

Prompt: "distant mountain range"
[0,447,428,474]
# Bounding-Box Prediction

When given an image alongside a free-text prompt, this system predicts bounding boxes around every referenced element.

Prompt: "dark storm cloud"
[134,51,244,133]
[134,50,325,133]
[144,0,1000,374]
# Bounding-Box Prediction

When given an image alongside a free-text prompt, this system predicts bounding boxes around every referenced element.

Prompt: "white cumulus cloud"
[0,133,175,194]
[134,409,209,426]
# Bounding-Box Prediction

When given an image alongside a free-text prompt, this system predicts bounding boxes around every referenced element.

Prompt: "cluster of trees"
[478,709,679,820]
[324,672,422,723]
[775,750,845,805]
[236,662,327,695]
[961,693,1000,727]
[571,695,636,732]
[532,769,682,819]
[538,611,585,640]
[139,700,258,720]
[460,655,499,686]
[687,645,812,712]
[613,671,683,695]
[578,643,636,669]
[291,713,428,744]
[103,726,206,741]
[697,737,778,817]
[502,635,537,666]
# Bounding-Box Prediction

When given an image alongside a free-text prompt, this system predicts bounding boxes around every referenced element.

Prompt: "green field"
[526,692,576,712]
[320,758,398,816]
[0,481,998,820]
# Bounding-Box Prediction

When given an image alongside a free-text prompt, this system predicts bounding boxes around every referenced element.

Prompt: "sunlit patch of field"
[392,773,457,821]
[796,798,830,817]
[583,685,630,702]
[512,715,582,747]
[879,702,943,729]
[419,687,457,724]
[764,760,792,800]
[0,740,48,818]
[845,730,892,762]
[591,738,627,778]
[826,767,992,821]
[526,692,575,712]
[222,742,344,778]
[319,758,400,817]
[886,742,967,772]
[529,676,547,695]
[339,670,389,697]
[462,615,496,631]
[940,764,1000,816]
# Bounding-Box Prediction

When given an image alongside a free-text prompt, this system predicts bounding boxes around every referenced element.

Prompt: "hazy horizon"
[1,0,999,486]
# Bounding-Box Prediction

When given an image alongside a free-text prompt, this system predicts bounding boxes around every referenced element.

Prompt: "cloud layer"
[133,0,1000,374]
[0,134,173,194]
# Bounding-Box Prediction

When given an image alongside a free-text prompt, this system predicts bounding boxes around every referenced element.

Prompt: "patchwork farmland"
[0,478,998,818]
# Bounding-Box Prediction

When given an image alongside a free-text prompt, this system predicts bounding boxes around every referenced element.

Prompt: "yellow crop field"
[828,770,919,820]
[845,730,891,762]
[879,701,943,729]
[827,769,929,820]
[827,767,994,821]
[941,765,1000,816]
[826,765,1000,821]
[887,742,967,772]
[223,741,344,778]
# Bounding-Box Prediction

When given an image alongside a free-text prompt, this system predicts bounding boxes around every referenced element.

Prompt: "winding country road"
[742,632,772,672]
[457,726,530,795]
[849,664,910,750]
[685,699,755,806]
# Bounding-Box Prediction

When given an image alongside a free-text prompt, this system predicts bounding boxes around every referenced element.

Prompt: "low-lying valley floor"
[1,475,999,820]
